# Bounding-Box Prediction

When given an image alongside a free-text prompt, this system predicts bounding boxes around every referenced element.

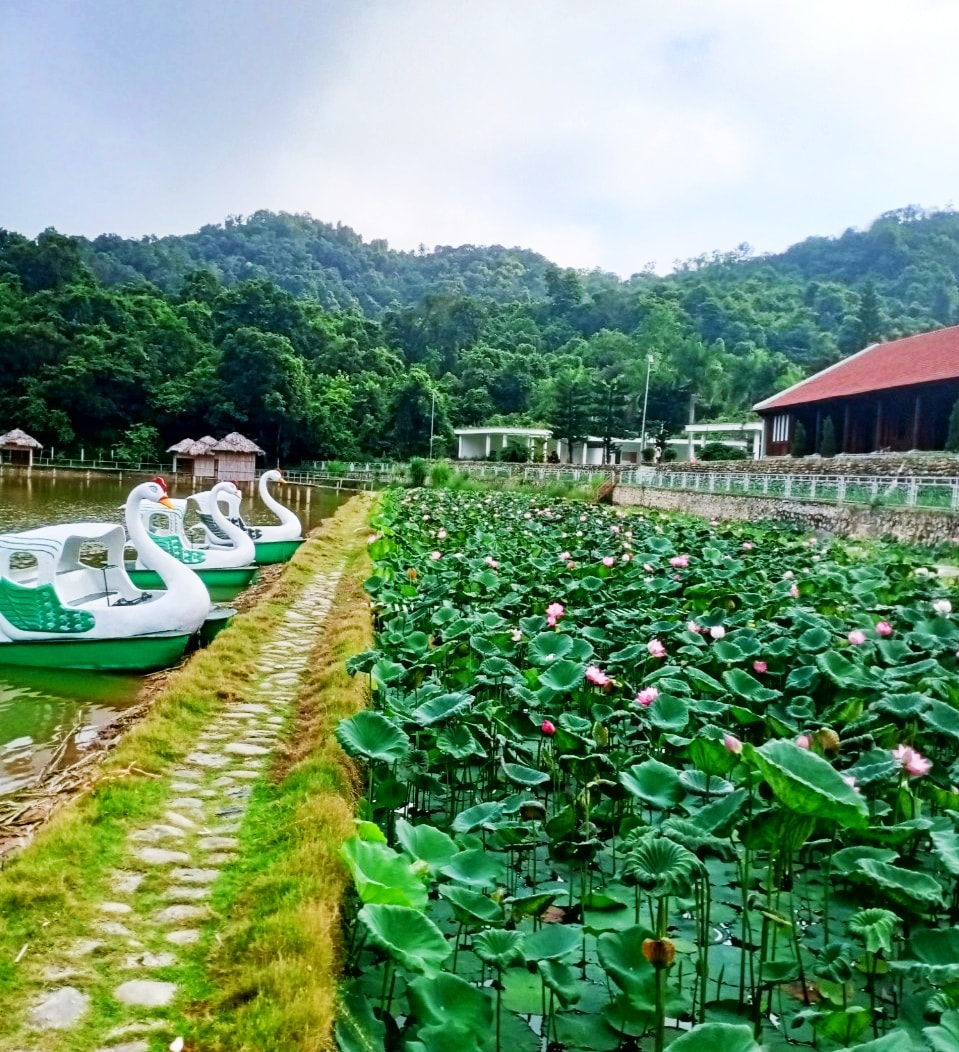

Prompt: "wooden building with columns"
[754,325,959,457]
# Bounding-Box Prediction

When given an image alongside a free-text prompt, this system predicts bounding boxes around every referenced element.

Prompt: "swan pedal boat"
[128,480,259,601]
[0,481,212,671]
[179,469,304,565]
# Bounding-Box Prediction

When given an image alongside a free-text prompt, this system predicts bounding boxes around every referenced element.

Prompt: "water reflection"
[0,666,141,795]
[0,467,348,795]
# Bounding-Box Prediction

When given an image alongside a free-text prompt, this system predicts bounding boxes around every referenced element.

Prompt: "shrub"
[699,442,748,462]
[947,399,959,453]
[408,457,427,487]
[819,417,837,458]
[430,461,452,487]
[791,421,808,458]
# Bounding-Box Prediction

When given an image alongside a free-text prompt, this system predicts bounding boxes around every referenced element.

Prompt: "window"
[772,414,790,443]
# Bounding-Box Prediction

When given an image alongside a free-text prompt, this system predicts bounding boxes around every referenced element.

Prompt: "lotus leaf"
[648,693,689,732]
[438,885,505,927]
[523,923,582,962]
[440,847,506,888]
[624,836,701,896]
[527,631,572,664]
[452,801,504,833]
[407,972,493,1035]
[722,668,781,703]
[747,740,869,829]
[538,658,586,692]
[816,651,880,690]
[396,818,458,874]
[855,858,945,911]
[336,710,410,763]
[597,925,655,998]
[336,980,386,1052]
[678,769,734,796]
[537,959,581,1008]
[668,1023,762,1051]
[436,724,484,760]
[473,928,524,969]
[359,904,451,977]
[340,837,428,909]
[411,691,474,725]
[847,908,899,953]
[620,759,683,810]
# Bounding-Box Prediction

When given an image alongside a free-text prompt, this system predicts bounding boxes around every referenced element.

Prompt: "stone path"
[11,568,342,1051]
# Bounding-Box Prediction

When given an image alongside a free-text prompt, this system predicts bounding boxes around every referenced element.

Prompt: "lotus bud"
[520,800,547,821]
[407,567,417,581]
[815,728,841,755]
[541,719,556,736]
[642,937,676,969]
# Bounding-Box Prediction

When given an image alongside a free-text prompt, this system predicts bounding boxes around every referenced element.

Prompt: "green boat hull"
[253,539,304,565]
[0,632,193,672]
[128,566,259,602]
[197,607,235,647]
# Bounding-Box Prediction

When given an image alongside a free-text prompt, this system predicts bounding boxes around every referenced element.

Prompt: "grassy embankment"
[0,493,375,1051]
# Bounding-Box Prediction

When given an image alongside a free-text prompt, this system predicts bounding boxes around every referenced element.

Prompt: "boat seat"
[68,589,117,605]
[151,535,206,564]
[0,577,95,634]
[231,517,262,540]
[197,512,231,542]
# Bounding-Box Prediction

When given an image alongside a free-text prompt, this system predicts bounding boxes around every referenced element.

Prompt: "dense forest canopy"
[1,205,958,464]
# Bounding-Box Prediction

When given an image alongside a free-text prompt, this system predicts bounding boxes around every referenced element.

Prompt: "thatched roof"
[167,435,219,456]
[0,428,42,449]
[211,432,265,455]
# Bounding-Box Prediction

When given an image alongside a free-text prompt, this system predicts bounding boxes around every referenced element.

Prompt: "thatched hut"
[210,432,265,482]
[167,436,219,479]
[0,429,43,468]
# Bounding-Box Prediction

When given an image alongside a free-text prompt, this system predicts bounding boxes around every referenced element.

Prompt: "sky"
[2,0,959,277]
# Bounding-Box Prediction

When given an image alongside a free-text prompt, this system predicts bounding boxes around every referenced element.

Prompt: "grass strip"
[0,493,374,1044]
[184,505,372,1050]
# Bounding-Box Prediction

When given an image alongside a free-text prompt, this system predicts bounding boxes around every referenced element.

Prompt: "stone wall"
[614,485,959,546]
[655,453,959,478]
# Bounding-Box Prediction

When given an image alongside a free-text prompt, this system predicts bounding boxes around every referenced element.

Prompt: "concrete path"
[8,567,343,1052]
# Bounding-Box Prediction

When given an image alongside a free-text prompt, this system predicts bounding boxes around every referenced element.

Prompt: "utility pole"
[639,355,654,458]
[428,387,436,460]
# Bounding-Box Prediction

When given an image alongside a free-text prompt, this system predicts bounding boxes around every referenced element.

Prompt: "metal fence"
[618,469,959,512]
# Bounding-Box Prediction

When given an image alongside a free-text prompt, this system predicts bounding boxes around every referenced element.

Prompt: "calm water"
[0,468,348,796]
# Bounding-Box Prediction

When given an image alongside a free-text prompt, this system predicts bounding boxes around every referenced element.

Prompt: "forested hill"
[2,205,959,466]
[78,211,556,315]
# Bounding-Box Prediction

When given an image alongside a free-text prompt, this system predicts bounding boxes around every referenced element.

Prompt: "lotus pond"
[335,488,959,1052]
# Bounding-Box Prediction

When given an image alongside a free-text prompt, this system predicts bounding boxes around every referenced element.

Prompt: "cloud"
[3,0,959,274]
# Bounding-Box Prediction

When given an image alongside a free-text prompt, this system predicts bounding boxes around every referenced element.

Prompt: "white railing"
[618,470,959,512]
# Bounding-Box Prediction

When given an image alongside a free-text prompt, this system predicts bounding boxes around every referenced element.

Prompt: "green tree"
[819,416,837,457]
[537,364,592,463]
[946,399,959,453]
[791,420,808,458]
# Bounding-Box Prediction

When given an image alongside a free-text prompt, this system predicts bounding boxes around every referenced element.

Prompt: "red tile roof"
[754,325,959,412]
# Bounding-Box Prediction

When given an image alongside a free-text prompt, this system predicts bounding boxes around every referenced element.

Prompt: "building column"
[842,404,850,453]
[485,434,491,458]
[814,409,821,453]
[751,431,761,460]
[874,401,883,450]
[912,394,922,449]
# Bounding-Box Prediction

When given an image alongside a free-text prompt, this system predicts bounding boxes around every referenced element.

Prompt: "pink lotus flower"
[621,553,631,563]
[795,734,811,749]
[782,570,794,580]
[876,621,893,637]
[893,744,931,777]
[567,561,576,570]
[643,563,654,573]
[647,638,666,658]
[635,686,659,707]
[511,628,522,642]
[484,556,499,568]
[687,620,702,634]
[723,733,742,755]
[541,719,556,736]
[753,660,767,674]
[437,528,447,539]
[610,524,620,534]
[429,550,442,561]
[559,551,571,561]
[848,629,866,645]
[790,583,799,598]
[585,665,610,687]
[546,602,565,621]
[602,556,615,567]
[670,554,690,568]
[709,625,726,640]
[742,541,753,551]
[933,599,953,616]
